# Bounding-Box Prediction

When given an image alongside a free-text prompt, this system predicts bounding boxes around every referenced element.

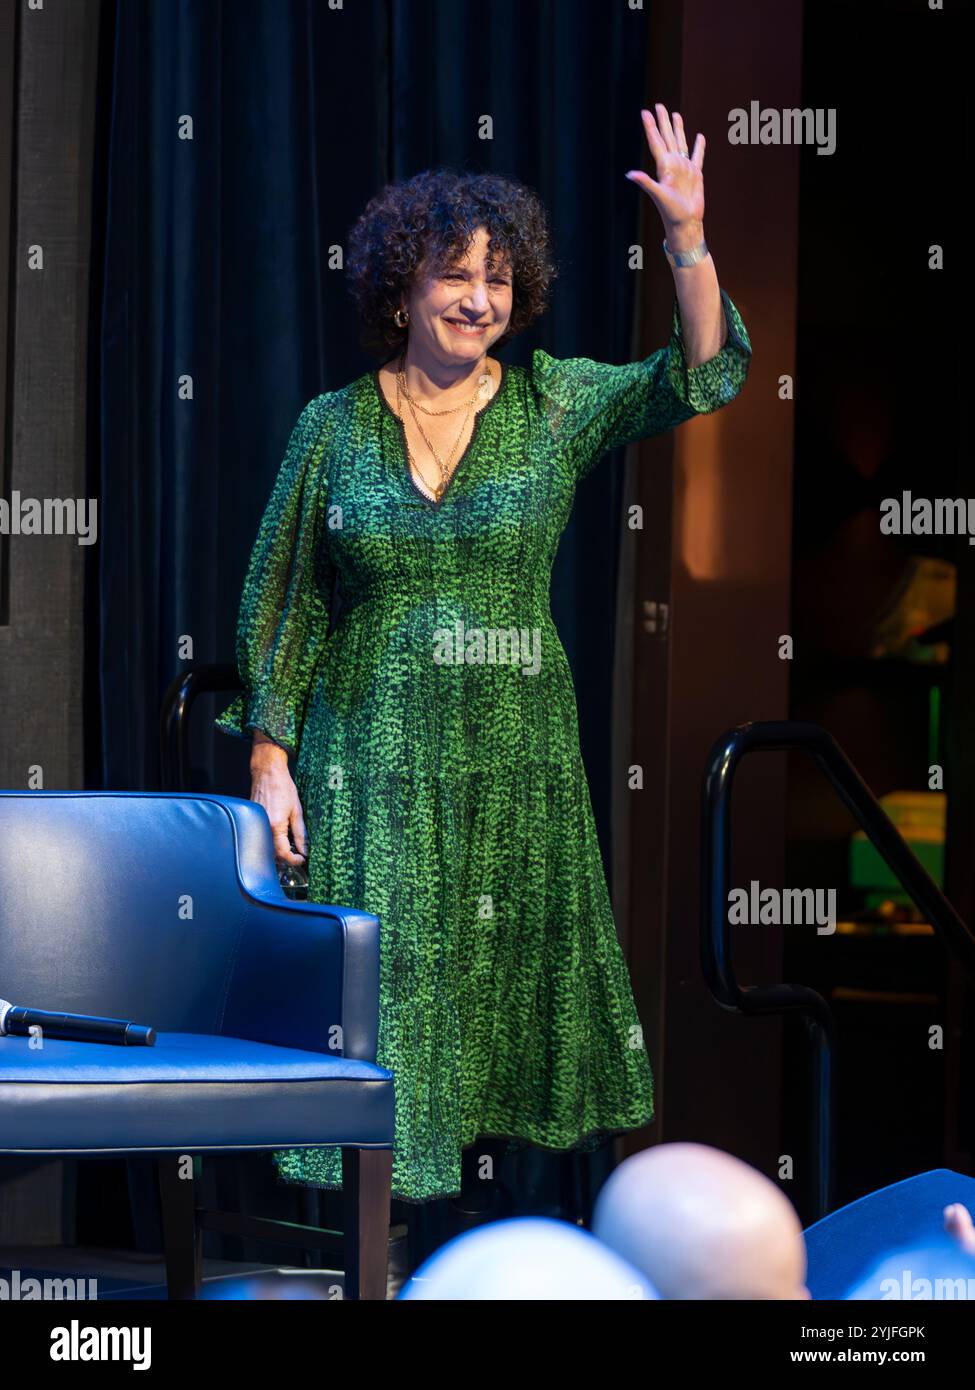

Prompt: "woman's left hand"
[626,104,705,247]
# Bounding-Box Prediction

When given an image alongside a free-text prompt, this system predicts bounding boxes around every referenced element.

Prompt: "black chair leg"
[342,1147,392,1300]
[158,1154,202,1299]
[298,1186,325,1266]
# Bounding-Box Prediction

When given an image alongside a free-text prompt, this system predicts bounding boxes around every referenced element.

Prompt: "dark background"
[0,0,971,1275]
[785,0,972,1210]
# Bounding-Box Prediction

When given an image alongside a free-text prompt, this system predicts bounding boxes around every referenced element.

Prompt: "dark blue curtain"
[90,0,651,1269]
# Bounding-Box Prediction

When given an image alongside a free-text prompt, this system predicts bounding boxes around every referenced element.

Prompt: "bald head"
[593,1143,809,1300]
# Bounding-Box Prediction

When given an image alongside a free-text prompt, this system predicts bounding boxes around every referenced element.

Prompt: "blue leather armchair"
[0,791,395,1299]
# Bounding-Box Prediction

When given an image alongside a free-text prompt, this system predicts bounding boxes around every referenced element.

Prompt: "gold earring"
[393,307,410,328]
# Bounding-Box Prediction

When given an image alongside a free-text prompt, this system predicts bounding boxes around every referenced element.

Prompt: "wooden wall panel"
[614,0,802,1184]
[0,0,102,1247]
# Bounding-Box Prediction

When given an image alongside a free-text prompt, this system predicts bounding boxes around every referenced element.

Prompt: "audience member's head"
[399,1217,659,1300]
[592,1142,809,1299]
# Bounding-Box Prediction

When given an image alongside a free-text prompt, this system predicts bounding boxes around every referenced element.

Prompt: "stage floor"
[0,1243,409,1300]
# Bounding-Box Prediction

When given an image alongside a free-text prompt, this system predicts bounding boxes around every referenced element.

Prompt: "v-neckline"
[372,359,509,510]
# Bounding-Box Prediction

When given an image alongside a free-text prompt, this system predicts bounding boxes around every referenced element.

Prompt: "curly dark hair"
[346,167,559,360]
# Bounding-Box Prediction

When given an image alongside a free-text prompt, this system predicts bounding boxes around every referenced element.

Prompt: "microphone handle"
[5,1007,156,1046]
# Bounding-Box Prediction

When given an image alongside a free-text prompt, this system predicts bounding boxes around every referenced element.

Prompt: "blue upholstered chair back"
[0,792,376,1059]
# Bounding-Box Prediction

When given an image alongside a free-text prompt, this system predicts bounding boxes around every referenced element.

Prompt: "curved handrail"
[701,720,975,1221]
[159,663,241,791]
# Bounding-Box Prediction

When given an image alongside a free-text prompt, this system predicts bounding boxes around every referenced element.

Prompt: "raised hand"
[625,104,705,247]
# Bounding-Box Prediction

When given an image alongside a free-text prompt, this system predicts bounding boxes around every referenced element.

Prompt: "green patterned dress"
[216,288,752,1203]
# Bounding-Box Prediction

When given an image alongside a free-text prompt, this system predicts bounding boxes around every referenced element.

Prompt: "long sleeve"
[215,392,334,757]
[531,287,752,483]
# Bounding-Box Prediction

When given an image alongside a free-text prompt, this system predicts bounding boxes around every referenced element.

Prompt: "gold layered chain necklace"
[395,354,491,501]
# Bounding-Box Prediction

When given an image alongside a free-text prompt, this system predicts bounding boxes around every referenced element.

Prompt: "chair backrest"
[0,791,281,1031]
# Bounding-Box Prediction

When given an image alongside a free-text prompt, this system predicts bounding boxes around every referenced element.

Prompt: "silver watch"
[663,236,709,269]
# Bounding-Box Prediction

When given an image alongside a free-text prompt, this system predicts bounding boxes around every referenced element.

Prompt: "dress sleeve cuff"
[214,691,299,758]
[665,287,752,414]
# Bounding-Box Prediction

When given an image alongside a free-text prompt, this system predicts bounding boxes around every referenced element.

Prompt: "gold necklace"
[395,356,493,501]
[396,363,486,416]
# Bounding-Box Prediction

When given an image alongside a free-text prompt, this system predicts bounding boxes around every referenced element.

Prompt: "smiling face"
[402,225,513,368]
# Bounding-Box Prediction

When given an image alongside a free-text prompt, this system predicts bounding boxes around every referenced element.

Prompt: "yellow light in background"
[677,416,730,581]
[677,413,786,585]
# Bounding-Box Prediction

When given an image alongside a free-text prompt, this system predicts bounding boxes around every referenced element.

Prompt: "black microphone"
[0,999,156,1046]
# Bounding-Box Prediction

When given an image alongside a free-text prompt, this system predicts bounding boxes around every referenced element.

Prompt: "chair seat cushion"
[0,1033,395,1154]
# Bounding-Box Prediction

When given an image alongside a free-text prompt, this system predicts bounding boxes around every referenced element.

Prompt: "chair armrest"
[220,890,381,1063]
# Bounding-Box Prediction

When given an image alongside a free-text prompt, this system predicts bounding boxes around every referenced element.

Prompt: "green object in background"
[849,790,945,901]
[928,683,941,770]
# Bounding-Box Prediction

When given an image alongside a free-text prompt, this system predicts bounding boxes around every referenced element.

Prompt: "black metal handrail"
[159,663,241,792]
[701,719,975,1222]
[160,663,311,900]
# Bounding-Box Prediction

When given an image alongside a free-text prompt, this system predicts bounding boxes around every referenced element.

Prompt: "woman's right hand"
[250,733,308,867]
